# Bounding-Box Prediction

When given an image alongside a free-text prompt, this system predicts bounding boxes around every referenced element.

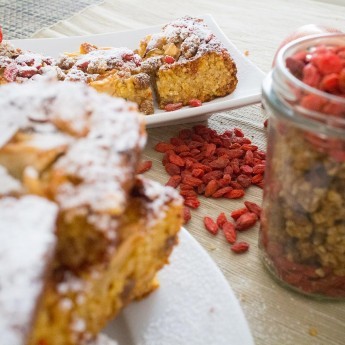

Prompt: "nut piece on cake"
[137,16,238,109]
[57,44,154,115]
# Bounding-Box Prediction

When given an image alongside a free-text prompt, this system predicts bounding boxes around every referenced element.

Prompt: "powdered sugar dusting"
[0,196,58,344]
[86,334,118,345]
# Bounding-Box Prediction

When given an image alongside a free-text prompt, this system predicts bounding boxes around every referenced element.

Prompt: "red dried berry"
[231,207,248,220]
[155,142,175,153]
[169,152,185,167]
[209,156,229,169]
[164,55,175,64]
[204,217,219,235]
[204,143,216,157]
[184,197,200,209]
[164,103,183,112]
[205,180,219,197]
[236,174,252,188]
[223,222,237,244]
[312,51,343,74]
[174,145,190,153]
[212,186,233,198]
[182,175,203,187]
[179,129,192,139]
[244,201,262,218]
[252,174,264,184]
[253,164,265,174]
[183,207,191,224]
[170,137,184,146]
[165,163,180,176]
[244,150,254,166]
[4,64,19,82]
[302,63,321,88]
[225,189,245,199]
[189,99,202,107]
[180,189,197,198]
[137,160,152,174]
[203,170,223,184]
[234,127,244,137]
[216,212,228,229]
[231,242,250,254]
[166,175,182,188]
[236,212,258,231]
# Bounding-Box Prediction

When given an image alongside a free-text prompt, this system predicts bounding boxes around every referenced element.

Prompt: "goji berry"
[155,142,174,153]
[209,156,229,169]
[165,163,180,176]
[180,183,194,190]
[166,175,181,188]
[286,56,305,79]
[212,186,233,198]
[319,73,339,93]
[205,180,219,197]
[184,197,200,209]
[164,55,175,64]
[312,51,343,74]
[193,125,209,135]
[236,174,252,188]
[192,168,204,178]
[227,149,244,159]
[234,127,244,137]
[204,143,216,157]
[183,207,191,224]
[137,160,152,174]
[202,170,223,184]
[252,174,264,184]
[241,144,258,151]
[182,175,203,187]
[224,189,245,199]
[231,207,248,220]
[216,212,227,229]
[302,63,321,88]
[189,99,202,107]
[223,222,237,244]
[230,181,244,190]
[204,217,218,235]
[197,183,206,194]
[253,164,265,174]
[244,150,254,166]
[174,145,190,153]
[231,242,250,254]
[236,212,258,231]
[244,201,262,218]
[169,153,185,167]
[165,103,183,111]
[180,189,197,198]
[240,165,253,174]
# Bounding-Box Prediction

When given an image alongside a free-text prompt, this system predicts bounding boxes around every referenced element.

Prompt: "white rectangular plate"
[11,14,264,128]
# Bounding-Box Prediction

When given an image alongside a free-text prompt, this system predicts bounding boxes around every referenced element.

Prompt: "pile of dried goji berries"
[153,124,266,252]
[204,201,261,253]
[154,125,265,211]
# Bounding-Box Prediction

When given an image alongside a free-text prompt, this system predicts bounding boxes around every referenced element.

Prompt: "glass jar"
[260,34,345,299]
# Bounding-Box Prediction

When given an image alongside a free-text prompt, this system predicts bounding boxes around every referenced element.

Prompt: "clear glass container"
[260,34,345,299]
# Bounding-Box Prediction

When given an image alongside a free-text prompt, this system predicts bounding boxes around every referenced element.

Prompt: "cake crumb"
[308,326,318,337]
[244,50,249,56]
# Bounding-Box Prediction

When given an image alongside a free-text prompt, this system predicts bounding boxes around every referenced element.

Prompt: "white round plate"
[104,228,254,345]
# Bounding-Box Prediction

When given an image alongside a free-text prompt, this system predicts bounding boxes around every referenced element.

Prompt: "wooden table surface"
[32,0,345,344]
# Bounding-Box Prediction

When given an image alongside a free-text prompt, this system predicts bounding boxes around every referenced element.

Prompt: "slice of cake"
[0,79,146,269]
[137,16,238,109]
[30,176,182,345]
[0,195,58,345]
[57,43,154,115]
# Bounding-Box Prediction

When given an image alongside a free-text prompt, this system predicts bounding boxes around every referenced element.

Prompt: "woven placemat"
[0,0,104,39]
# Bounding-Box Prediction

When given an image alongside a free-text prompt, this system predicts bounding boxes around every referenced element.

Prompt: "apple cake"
[137,16,238,109]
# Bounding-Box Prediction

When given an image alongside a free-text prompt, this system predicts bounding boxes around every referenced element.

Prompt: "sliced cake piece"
[30,176,183,345]
[0,195,58,345]
[0,80,146,269]
[57,43,154,115]
[137,16,238,109]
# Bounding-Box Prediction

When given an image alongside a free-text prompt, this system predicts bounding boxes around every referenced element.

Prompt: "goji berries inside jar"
[261,34,345,299]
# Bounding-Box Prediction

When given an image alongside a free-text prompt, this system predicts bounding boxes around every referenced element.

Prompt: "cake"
[0,41,64,84]
[0,80,183,345]
[57,43,154,115]
[137,16,238,109]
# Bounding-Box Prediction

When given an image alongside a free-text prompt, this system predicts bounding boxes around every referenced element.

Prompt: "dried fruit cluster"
[204,201,262,253]
[154,125,265,221]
